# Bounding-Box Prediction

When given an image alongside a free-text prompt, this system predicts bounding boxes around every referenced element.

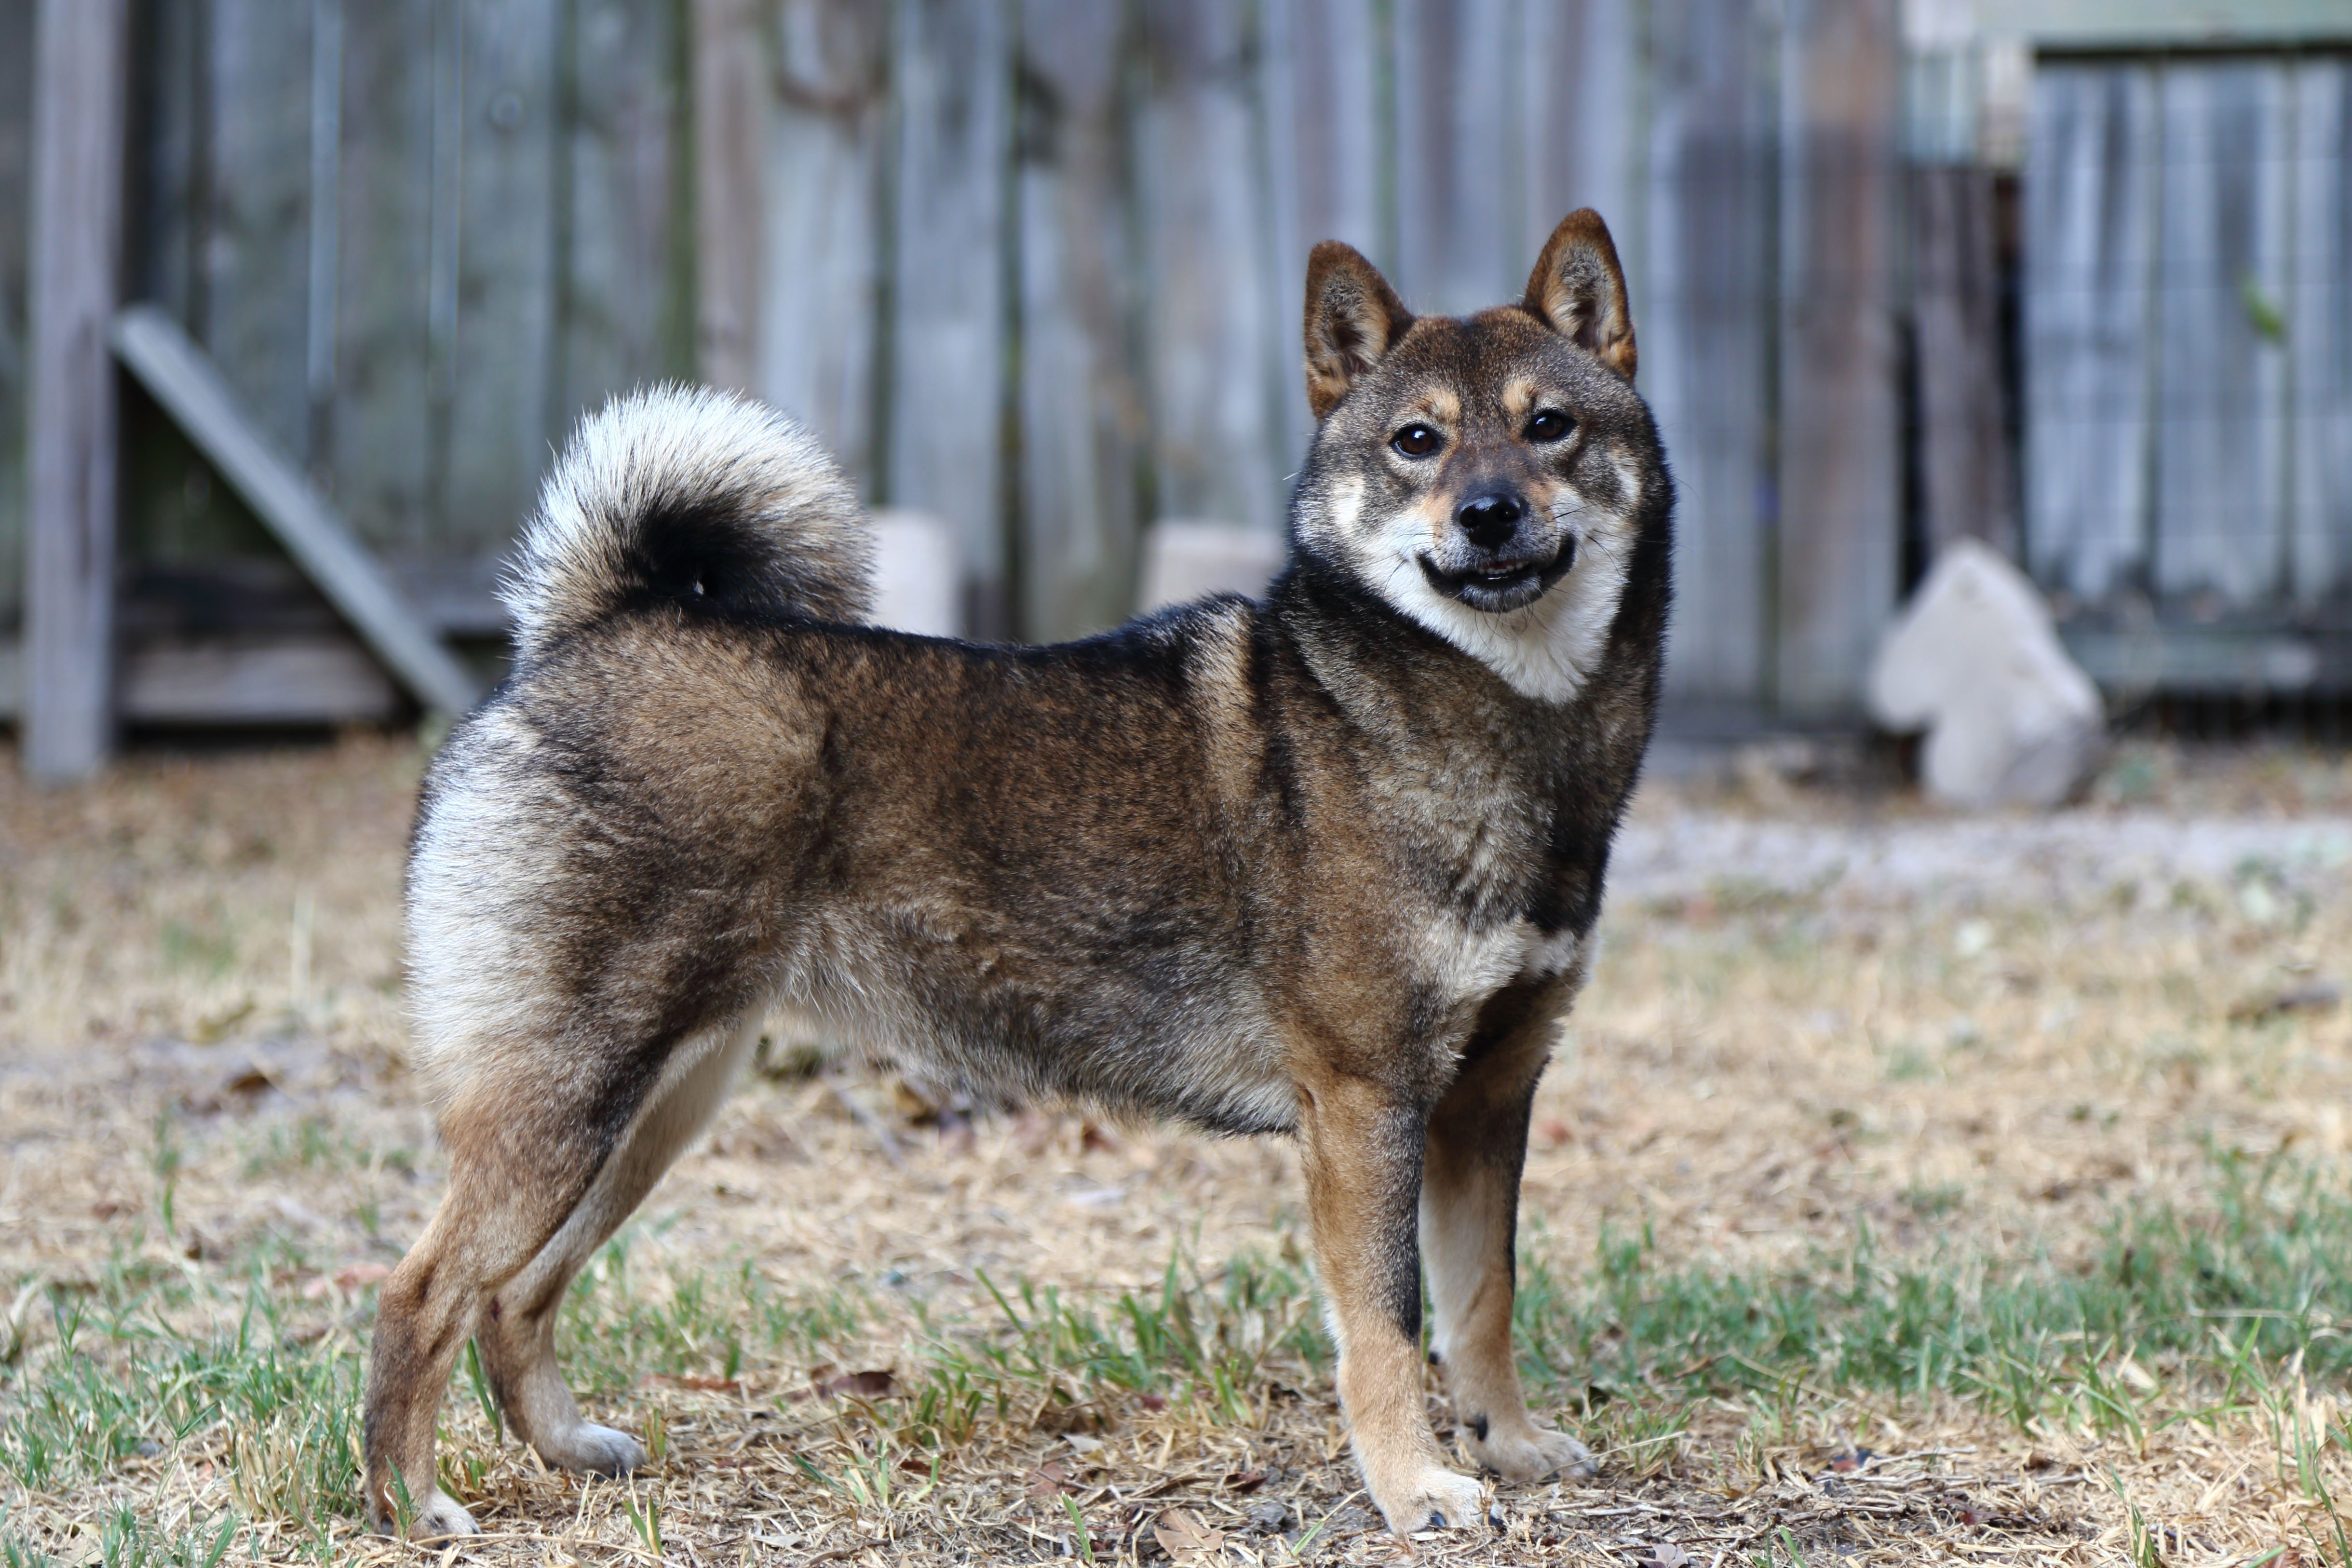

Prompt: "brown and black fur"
[363,210,1671,1540]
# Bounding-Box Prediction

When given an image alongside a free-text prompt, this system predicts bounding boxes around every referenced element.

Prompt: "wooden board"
[1260,0,1384,468]
[332,0,439,554]
[2290,56,2352,607]
[0,0,31,625]
[2151,56,2294,608]
[1013,0,1146,640]
[1773,0,1902,718]
[1640,0,1772,706]
[884,0,1011,622]
[0,635,402,723]
[756,0,890,487]
[1132,0,1287,540]
[2024,62,2159,602]
[438,0,563,557]
[1392,0,1517,316]
[24,0,129,778]
[552,0,693,433]
[198,0,318,461]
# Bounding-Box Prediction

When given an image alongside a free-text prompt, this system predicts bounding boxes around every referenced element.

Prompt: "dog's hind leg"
[473,1012,762,1474]
[1420,978,1594,1485]
[362,1014,757,1538]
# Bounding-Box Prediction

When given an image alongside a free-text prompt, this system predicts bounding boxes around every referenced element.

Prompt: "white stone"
[1865,538,2106,810]
[1138,520,1287,612]
[865,509,962,637]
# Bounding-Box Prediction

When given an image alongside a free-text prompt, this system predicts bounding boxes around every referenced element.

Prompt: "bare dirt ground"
[6,733,2352,1565]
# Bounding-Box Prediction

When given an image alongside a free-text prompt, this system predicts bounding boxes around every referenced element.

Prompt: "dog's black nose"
[1456,493,1523,549]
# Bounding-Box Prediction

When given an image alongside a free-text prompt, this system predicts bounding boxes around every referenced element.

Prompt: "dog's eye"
[1391,423,1442,459]
[1526,409,1571,443]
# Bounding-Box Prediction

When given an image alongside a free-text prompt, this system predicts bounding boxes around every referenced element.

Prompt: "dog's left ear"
[1304,242,1414,420]
[1523,210,1636,381]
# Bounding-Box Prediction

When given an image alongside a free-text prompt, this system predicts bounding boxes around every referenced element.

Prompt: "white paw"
[1374,1464,1493,1537]
[534,1420,647,1477]
[409,1490,481,1540]
[1468,1421,1596,1483]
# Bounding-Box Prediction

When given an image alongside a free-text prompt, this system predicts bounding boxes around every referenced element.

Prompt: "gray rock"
[866,510,962,636]
[1138,520,1286,612]
[1866,539,2105,810]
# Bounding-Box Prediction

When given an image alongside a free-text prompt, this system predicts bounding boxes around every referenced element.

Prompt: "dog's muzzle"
[1417,533,1578,614]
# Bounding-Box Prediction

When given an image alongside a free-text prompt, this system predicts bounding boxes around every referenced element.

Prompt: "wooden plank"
[198,0,318,461]
[1014,0,1144,640]
[692,0,763,392]
[2290,56,2352,606]
[0,0,33,628]
[1641,0,1772,706]
[2152,57,2294,609]
[2023,61,2159,604]
[559,0,693,427]
[885,0,1013,625]
[331,0,437,554]
[1773,0,1902,718]
[112,304,482,716]
[1910,162,2015,558]
[1133,0,1287,540]
[439,0,563,557]
[1519,0,1641,271]
[1262,0,1385,466]
[0,636,400,724]
[756,0,890,487]
[1392,0,1516,315]
[24,0,130,780]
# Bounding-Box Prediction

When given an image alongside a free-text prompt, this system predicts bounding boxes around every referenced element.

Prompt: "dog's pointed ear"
[1523,209,1636,380]
[1303,241,1413,420]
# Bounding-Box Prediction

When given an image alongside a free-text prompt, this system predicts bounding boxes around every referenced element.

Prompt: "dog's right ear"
[1303,242,1413,420]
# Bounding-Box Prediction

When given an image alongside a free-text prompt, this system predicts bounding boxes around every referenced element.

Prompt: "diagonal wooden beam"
[110,305,483,719]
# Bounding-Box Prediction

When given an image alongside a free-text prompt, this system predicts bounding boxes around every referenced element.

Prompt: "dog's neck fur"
[1264,544,1666,934]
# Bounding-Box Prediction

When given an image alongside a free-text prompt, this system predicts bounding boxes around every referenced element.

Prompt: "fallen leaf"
[1154,1509,1226,1562]
[1224,1467,1268,1492]
[812,1367,897,1399]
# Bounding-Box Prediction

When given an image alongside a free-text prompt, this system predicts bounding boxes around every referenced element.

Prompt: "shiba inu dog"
[364,209,1671,1541]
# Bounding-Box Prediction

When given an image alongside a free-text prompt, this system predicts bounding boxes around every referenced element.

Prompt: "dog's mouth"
[1416,536,1578,613]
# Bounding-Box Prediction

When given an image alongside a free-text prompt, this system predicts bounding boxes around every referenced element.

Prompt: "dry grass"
[4,733,2352,1564]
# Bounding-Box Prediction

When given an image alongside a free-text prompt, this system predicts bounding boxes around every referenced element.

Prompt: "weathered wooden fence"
[13,2,2346,738]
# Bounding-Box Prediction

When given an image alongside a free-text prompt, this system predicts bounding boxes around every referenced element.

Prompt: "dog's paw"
[1468,1421,1596,1483]
[534,1421,647,1477]
[403,1490,481,1540]
[1372,1464,1492,1537]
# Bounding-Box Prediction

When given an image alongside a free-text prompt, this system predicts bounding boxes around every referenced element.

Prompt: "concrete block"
[1139,520,1287,612]
[866,509,962,637]
[1866,538,2105,810]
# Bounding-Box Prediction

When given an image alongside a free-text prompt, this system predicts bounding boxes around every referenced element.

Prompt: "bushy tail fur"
[500,385,874,663]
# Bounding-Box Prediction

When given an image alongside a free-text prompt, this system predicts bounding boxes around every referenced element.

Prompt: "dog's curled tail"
[500,384,874,663]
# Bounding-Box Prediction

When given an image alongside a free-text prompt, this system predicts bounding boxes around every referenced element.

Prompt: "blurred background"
[0,0,2349,778]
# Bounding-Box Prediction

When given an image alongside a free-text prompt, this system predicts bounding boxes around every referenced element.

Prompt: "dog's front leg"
[1298,1070,1493,1537]
[1422,1006,1595,1484]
